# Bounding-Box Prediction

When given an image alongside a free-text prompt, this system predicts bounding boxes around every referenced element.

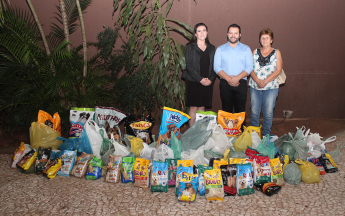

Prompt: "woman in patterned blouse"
[248,28,283,136]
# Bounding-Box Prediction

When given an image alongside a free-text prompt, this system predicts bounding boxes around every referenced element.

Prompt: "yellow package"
[21,152,37,171]
[325,153,338,169]
[12,142,25,169]
[223,149,230,161]
[270,158,284,186]
[204,169,224,201]
[177,160,193,168]
[128,137,144,157]
[229,158,246,164]
[282,155,289,173]
[243,125,262,138]
[47,159,62,179]
[295,159,321,184]
[134,158,150,188]
[37,110,61,136]
[214,160,228,169]
[218,110,246,138]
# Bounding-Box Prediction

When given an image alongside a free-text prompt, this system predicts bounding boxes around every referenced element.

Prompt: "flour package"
[57,150,77,177]
[95,106,126,142]
[236,163,255,196]
[178,173,198,203]
[157,107,190,147]
[195,110,217,131]
[68,107,95,138]
[221,164,237,196]
[151,161,168,192]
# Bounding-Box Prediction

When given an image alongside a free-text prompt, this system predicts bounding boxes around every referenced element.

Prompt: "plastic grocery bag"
[283,163,302,185]
[139,142,155,163]
[123,134,135,148]
[286,132,308,161]
[211,125,231,155]
[257,134,275,159]
[100,129,114,165]
[283,143,296,160]
[251,132,261,150]
[153,144,174,162]
[204,150,224,160]
[84,120,103,159]
[295,159,321,184]
[233,127,252,151]
[30,122,63,150]
[273,134,289,152]
[329,143,345,164]
[171,131,182,159]
[228,147,248,159]
[180,117,213,151]
[128,136,144,157]
[181,146,205,165]
[112,139,130,156]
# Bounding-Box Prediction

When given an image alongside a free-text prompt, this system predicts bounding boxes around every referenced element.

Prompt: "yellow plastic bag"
[30,122,63,150]
[295,159,321,184]
[213,160,228,169]
[47,159,62,179]
[243,125,262,138]
[223,149,230,161]
[233,127,252,152]
[128,137,144,157]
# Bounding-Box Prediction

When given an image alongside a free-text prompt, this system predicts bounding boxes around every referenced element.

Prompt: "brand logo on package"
[130,121,152,130]
[167,114,182,124]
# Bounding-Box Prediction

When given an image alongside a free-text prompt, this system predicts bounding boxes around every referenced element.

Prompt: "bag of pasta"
[204,169,224,201]
[218,110,245,138]
[295,159,321,184]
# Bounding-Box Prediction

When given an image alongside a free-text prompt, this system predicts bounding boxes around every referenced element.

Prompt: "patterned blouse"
[249,48,279,90]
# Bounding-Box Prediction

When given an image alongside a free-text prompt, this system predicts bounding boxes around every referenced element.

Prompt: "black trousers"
[219,79,247,126]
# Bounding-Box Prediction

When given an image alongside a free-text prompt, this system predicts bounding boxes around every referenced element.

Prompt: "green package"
[121,157,135,183]
[166,158,179,187]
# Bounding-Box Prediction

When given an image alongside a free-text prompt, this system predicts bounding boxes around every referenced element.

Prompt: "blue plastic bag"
[57,128,93,155]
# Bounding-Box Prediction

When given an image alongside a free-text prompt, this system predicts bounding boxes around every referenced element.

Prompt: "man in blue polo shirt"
[214,23,253,118]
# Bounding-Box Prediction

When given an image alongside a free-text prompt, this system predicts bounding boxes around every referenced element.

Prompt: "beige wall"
[12,0,345,118]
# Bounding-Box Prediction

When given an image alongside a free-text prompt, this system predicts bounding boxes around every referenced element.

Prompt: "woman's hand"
[200,78,212,86]
[256,79,267,88]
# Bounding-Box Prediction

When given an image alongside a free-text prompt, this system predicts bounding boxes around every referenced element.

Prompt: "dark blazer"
[181,42,216,83]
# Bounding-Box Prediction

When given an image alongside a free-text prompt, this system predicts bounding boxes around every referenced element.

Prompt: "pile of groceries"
[11,106,343,202]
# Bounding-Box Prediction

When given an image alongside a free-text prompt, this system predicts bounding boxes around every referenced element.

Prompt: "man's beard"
[228,36,240,44]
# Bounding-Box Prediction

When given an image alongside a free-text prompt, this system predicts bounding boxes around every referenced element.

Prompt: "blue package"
[178,173,198,203]
[57,150,77,177]
[151,161,168,192]
[175,165,194,196]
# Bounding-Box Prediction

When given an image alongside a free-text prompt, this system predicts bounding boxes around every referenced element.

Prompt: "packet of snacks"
[218,110,245,138]
[134,158,150,188]
[72,153,93,178]
[124,114,155,144]
[12,142,26,169]
[204,169,224,201]
[35,147,52,174]
[105,155,122,182]
[95,106,126,142]
[157,107,190,147]
[16,149,37,172]
[270,158,284,186]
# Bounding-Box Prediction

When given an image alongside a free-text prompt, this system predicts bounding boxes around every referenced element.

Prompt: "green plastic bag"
[233,127,252,152]
[283,163,302,185]
[171,131,182,159]
[283,143,296,160]
[180,117,213,151]
[99,129,114,165]
[257,134,275,159]
[274,134,289,152]
[286,131,308,161]
[204,150,224,160]
[228,147,248,159]
[329,143,345,164]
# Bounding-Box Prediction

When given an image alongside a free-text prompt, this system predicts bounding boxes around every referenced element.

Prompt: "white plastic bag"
[139,142,155,162]
[153,144,174,162]
[111,139,130,156]
[84,120,103,159]
[181,146,205,165]
[306,133,323,145]
[251,132,261,149]
[203,137,216,151]
[211,124,231,154]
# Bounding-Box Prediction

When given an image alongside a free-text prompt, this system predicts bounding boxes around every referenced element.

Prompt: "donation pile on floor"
[11,107,344,203]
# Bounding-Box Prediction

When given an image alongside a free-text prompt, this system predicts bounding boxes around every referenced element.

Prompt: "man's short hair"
[227,24,241,34]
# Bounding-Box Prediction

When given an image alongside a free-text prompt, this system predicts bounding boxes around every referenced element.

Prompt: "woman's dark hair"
[227,23,241,34]
[187,23,210,46]
[259,28,274,46]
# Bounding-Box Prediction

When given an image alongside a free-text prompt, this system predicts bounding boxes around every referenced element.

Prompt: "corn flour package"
[68,107,95,138]
[213,160,228,169]
[218,110,246,138]
[35,147,52,174]
[253,155,272,184]
[197,165,213,196]
[57,150,77,177]
[151,161,168,192]
[95,106,126,142]
[176,161,194,196]
[270,158,284,186]
[178,173,198,203]
[221,164,237,196]
[166,158,179,187]
[134,158,150,188]
[105,155,122,183]
[236,163,255,196]
[86,156,103,180]
[195,110,218,131]
[157,107,190,147]
[72,153,93,178]
[37,110,61,136]
[204,169,224,201]
[121,157,135,183]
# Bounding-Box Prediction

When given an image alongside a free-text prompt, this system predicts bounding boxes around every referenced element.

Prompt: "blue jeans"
[250,87,279,136]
